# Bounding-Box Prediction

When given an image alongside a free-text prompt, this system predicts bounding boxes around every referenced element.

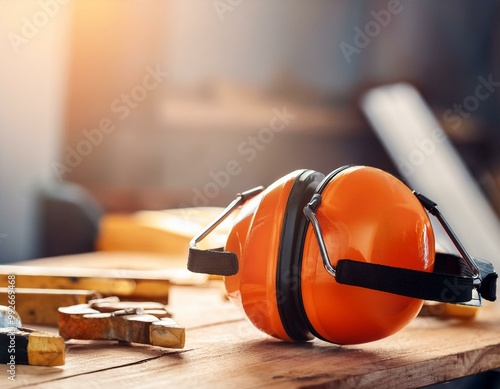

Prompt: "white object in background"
[361,83,500,269]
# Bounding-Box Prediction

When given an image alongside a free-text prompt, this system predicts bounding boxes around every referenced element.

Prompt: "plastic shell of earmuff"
[224,169,324,342]
[300,166,435,344]
[224,166,435,345]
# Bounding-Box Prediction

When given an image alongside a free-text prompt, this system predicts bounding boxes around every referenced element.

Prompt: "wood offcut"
[0,327,65,366]
[58,298,185,349]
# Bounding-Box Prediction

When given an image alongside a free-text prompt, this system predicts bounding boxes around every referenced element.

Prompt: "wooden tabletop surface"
[2,253,500,388]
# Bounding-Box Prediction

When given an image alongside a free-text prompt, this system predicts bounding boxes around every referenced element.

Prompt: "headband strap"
[304,192,497,304]
[336,255,496,303]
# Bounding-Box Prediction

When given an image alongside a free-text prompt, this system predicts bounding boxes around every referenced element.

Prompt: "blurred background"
[1,0,500,263]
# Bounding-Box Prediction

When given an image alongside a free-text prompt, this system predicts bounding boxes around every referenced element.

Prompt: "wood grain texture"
[0,288,99,325]
[26,331,65,367]
[0,265,170,304]
[1,285,500,388]
[0,328,65,367]
[0,247,500,389]
[13,251,209,285]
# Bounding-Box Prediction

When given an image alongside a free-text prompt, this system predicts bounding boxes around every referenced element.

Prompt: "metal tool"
[58,298,185,349]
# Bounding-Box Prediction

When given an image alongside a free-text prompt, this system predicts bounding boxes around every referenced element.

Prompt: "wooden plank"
[17,251,188,271]
[11,309,500,389]
[14,251,209,286]
[0,339,171,388]
[0,284,239,388]
[0,265,170,304]
[0,288,99,325]
[1,285,499,388]
[95,207,230,258]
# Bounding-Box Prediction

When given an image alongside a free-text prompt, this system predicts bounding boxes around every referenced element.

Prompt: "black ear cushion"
[276,169,325,341]
[302,165,356,342]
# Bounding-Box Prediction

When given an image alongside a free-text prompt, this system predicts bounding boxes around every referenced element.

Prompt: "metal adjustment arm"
[303,194,337,277]
[304,191,483,281]
[414,192,481,284]
[189,186,264,250]
[187,186,264,276]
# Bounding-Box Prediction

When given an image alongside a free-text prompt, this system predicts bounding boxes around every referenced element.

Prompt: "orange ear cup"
[301,166,435,344]
[224,166,435,344]
[225,169,324,341]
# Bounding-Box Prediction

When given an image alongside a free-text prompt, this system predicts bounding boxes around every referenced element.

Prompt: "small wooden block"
[420,302,480,319]
[0,327,65,366]
[150,318,185,349]
[27,330,66,366]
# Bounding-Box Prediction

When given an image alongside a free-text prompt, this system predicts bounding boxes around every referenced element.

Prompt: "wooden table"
[2,258,500,388]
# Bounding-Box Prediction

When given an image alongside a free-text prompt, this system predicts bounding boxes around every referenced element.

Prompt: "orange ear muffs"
[188,165,497,345]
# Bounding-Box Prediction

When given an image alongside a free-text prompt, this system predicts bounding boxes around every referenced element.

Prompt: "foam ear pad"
[276,169,325,341]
